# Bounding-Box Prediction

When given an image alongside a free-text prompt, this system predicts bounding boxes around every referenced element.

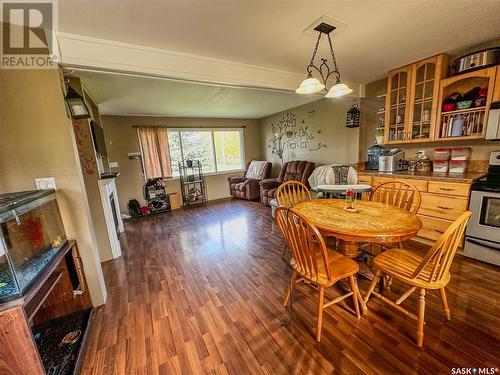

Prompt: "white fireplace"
[98,178,124,259]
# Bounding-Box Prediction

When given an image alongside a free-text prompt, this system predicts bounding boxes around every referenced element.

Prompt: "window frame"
[167,127,246,178]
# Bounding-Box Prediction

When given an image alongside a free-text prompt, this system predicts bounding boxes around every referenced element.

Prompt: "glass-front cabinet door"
[408,55,447,143]
[385,66,412,143]
[384,54,448,144]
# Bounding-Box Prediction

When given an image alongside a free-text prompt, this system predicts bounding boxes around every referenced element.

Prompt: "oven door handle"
[466,238,500,251]
[473,186,500,193]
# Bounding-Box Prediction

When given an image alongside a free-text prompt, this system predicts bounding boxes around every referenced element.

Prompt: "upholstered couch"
[228,161,272,200]
[259,160,316,206]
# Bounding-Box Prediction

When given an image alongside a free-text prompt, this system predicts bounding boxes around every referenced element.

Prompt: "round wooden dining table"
[293,199,422,257]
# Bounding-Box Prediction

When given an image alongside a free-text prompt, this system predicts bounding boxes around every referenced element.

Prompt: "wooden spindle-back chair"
[369,180,422,252]
[364,211,473,347]
[370,180,421,214]
[275,181,312,257]
[276,180,312,208]
[276,207,361,342]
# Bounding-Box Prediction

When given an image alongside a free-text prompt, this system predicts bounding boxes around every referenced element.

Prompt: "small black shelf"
[144,178,170,213]
[178,160,207,207]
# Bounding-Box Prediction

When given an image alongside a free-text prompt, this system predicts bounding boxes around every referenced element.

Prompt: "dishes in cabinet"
[456,100,473,110]
[442,103,457,112]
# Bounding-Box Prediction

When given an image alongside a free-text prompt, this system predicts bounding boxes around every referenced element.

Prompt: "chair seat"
[290,248,359,286]
[374,248,450,289]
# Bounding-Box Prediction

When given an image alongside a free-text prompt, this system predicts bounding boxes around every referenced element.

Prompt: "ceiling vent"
[303,15,347,35]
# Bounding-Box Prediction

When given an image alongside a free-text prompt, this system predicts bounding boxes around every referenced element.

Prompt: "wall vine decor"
[72,119,97,176]
[267,112,326,163]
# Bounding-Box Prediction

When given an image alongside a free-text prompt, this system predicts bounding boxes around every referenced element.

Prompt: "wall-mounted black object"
[65,86,91,120]
[90,120,107,157]
[346,102,360,128]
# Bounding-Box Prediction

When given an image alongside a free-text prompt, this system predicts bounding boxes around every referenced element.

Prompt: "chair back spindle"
[276,207,331,283]
[276,181,312,208]
[370,181,421,214]
[411,211,472,283]
[275,207,291,248]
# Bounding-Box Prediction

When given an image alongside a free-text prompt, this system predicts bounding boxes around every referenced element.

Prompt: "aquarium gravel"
[0,247,58,300]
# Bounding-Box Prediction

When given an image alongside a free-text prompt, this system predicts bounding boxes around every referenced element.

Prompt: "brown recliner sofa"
[228,161,272,200]
[259,160,316,206]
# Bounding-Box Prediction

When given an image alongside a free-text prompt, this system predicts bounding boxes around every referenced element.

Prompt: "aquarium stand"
[0,240,93,375]
[178,160,207,207]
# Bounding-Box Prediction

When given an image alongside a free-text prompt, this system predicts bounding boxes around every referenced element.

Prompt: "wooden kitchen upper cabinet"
[407,55,449,142]
[384,54,448,144]
[493,65,500,102]
[435,66,497,141]
[384,65,412,144]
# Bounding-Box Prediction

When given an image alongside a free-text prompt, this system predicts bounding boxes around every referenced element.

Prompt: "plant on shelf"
[375,129,384,144]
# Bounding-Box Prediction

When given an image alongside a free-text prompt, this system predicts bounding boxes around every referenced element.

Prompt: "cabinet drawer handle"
[434,229,445,234]
[437,205,453,210]
[439,187,454,191]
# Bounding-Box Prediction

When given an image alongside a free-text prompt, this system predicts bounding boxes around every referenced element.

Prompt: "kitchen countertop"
[358,170,486,183]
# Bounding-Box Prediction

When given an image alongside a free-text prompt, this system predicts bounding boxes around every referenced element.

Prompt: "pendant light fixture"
[295,22,352,98]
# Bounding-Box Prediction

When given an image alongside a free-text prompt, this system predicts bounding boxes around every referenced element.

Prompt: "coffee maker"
[366,145,384,170]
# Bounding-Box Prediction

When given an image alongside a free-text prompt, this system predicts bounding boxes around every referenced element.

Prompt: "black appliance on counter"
[366,144,384,170]
[463,151,500,266]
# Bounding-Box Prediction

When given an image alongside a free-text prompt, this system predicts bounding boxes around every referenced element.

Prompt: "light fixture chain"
[327,33,341,82]
[308,32,322,70]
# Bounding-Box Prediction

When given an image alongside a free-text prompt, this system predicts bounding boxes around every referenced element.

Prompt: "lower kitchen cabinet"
[358,173,473,245]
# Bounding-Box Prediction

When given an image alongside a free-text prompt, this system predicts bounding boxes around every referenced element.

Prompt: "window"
[167,129,244,177]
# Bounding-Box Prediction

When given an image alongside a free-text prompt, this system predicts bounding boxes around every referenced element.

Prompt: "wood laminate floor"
[81,199,500,375]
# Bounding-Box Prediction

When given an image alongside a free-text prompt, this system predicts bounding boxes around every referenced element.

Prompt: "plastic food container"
[433,160,449,173]
[449,160,468,173]
[433,148,451,160]
[451,147,471,161]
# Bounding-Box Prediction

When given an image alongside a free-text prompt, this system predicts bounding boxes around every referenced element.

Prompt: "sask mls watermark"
[451,368,498,374]
[1,0,58,68]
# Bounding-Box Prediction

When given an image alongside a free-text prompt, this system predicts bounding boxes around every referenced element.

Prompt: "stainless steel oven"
[463,151,500,266]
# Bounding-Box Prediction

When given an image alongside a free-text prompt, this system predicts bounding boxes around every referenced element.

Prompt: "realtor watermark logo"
[1,0,58,68]
[451,368,498,374]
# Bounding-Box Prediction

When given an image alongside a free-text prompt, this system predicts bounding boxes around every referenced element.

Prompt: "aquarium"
[0,190,67,302]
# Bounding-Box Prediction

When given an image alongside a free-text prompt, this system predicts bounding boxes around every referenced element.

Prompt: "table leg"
[336,240,361,258]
